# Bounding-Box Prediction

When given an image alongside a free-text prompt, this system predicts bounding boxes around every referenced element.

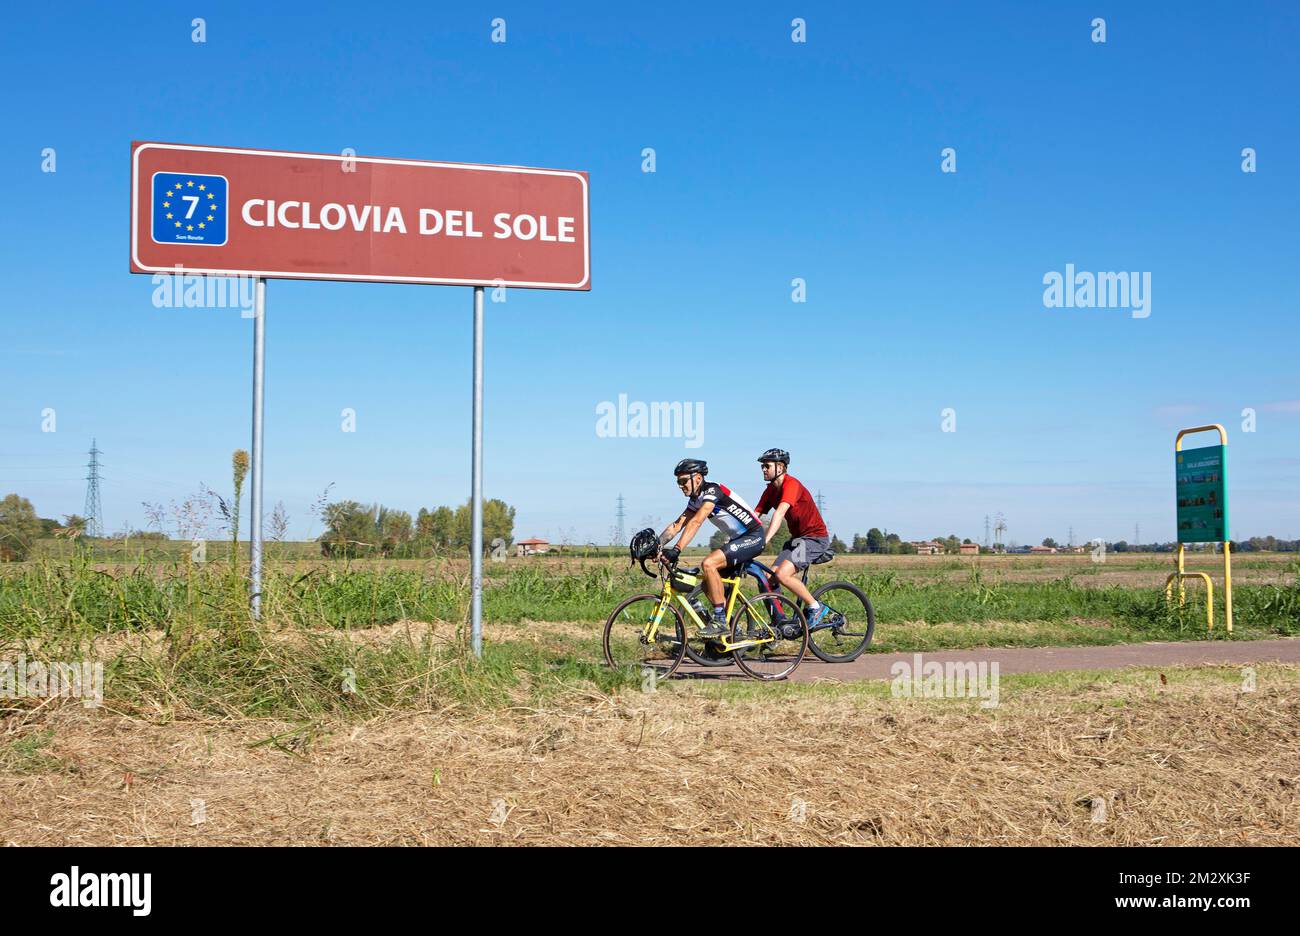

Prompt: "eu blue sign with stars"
[150,172,228,246]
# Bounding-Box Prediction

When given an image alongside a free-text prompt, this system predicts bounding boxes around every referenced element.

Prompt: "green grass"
[2,554,1297,724]
[7,556,1300,637]
[0,729,76,774]
[838,565,1300,641]
[90,623,633,721]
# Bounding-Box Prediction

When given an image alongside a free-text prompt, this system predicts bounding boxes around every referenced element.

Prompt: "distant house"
[516,537,551,557]
[912,541,944,556]
[1028,545,1058,554]
[959,542,980,555]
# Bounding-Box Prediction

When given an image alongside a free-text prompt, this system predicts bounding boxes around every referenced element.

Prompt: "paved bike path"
[780,638,1300,683]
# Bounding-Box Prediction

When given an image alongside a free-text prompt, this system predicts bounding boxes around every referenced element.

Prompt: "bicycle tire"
[602,593,687,678]
[729,592,808,681]
[808,581,875,663]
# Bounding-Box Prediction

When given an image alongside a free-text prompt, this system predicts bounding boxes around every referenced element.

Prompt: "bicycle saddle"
[812,551,834,565]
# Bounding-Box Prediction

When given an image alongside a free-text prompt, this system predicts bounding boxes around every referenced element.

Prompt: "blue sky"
[1,1,1297,547]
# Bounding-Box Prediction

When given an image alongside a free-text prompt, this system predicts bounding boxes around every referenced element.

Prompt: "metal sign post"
[470,286,484,656]
[250,277,266,619]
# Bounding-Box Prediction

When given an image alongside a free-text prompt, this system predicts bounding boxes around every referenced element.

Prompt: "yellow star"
[198,222,206,229]
[198,184,206,190]
[186,224,193,230]
[165,212,173,219]
[186,180,194,187]
[206,214,214,221]
[166,190,174,197]
[162,201,170,208]
[206,192,214,199]
[174,221,181,228]
[210,205,219,212]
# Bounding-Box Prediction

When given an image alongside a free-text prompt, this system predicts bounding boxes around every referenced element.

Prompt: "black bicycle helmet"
[673,458,708,477]
[757,448,790,465]
[629,527,660,561]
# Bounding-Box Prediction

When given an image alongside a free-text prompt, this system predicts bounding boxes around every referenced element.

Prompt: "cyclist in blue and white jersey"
[658,458,765,638]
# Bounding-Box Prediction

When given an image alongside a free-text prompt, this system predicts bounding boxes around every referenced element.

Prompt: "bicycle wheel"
[729,592,808,681]
[808,581,875,663]
[603,594,686,679]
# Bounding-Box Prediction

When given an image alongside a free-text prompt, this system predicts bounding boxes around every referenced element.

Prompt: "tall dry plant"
[231,449,250,569]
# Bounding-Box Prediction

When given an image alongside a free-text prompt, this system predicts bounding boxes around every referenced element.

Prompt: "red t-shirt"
[756,475,827,539]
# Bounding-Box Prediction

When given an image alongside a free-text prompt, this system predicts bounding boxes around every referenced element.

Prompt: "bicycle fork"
[642,595,673,644]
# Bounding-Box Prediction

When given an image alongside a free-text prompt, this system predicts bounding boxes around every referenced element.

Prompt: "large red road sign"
[130,142,590,290]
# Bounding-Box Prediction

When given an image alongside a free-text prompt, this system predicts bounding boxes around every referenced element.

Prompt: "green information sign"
[1175,444,1228,543]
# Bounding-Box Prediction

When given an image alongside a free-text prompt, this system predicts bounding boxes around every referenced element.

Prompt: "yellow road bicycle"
[602,553,809,680]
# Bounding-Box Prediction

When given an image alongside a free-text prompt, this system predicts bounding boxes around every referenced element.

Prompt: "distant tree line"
[708,524,965,557]
[319,498,516,558]
[5,486,1300,563]
[847,529,970,555]
[0,494,96,561]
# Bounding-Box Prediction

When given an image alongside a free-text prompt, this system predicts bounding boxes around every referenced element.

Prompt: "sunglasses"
[676,477,693,488]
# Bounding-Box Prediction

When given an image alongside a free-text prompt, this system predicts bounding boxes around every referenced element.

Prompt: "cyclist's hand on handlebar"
[661,545,680,563]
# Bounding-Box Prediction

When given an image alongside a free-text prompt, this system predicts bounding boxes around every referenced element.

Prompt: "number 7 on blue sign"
[150,172,228,246]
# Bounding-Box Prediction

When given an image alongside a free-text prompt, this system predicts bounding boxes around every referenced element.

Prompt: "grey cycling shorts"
[775,535,831,571]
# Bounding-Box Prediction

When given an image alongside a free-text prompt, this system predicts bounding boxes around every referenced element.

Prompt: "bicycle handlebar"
[638,551,681,579]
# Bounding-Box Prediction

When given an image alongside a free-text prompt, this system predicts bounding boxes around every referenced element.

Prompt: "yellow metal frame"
[647,568,775,651]
[1171,424,1234,633]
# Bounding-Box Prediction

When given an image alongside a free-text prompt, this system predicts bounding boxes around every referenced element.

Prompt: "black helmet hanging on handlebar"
[757,448,790,465]
[629,528,660,561]
[673,458,708,477]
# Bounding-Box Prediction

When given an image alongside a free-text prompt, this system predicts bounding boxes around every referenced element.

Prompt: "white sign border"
[131,142,590,290]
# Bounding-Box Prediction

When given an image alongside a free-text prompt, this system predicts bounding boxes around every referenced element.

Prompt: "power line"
[0,478,86,483]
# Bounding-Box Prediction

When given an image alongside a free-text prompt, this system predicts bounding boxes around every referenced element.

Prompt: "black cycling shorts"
[716,529,765,569]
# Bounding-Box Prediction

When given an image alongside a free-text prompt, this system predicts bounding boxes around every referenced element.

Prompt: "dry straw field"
[2,551,1298,845]
[3,659,1298,846]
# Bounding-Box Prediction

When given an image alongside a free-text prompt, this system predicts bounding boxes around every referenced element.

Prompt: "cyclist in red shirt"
[754,448,833,628]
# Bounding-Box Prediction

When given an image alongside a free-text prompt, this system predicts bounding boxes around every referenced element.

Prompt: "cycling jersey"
[756,474,828,539]
[685,482,762,537]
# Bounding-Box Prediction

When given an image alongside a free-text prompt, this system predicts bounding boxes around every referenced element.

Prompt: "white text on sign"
[240,200,576,242]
